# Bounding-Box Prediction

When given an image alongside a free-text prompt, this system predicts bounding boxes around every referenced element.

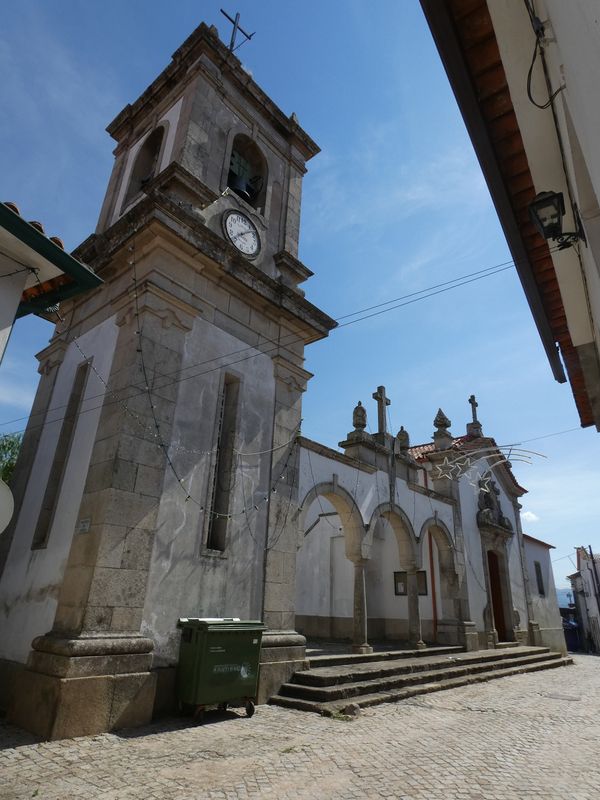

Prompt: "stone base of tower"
[8,634,156,740]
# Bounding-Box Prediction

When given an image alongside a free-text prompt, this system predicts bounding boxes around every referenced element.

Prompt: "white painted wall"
[523,537,562,631]
[0,316,118,662]
[142,315,276,665]
[297,444,531,643]
[0,259,28,364]
[487,0,596,348]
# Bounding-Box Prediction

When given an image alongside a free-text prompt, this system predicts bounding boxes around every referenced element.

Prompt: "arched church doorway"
[487,550,508,641]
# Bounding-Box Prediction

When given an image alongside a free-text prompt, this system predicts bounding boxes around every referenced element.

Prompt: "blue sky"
[0,0,596,587]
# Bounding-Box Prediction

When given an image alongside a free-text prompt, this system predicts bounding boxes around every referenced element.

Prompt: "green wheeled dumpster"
[176,618,266,719]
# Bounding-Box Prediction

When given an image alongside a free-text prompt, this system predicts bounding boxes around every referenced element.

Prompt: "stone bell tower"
[2,22,335,739]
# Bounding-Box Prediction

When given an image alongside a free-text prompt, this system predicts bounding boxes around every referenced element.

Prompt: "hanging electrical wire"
[0,242,567,436]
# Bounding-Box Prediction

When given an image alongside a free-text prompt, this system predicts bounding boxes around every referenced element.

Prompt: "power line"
[0,242,569,437]
[0,252,521,433]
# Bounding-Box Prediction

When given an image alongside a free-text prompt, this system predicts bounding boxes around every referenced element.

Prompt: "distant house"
[521,533,564,647]
[568,547,600,652]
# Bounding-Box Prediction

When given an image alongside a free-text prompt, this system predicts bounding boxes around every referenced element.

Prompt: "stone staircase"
[270,645,573,716]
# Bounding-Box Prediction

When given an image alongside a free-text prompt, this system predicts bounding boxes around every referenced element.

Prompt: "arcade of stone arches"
[292,389,531,655]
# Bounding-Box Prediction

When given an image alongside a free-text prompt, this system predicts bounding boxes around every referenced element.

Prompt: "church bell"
[228,173,251,201]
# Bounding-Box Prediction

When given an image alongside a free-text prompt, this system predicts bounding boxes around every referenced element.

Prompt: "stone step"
[307,645,462,669]
[293,646,551,687]
[495,641,520,648]
[270,655,574,715]
[279,651,560,703]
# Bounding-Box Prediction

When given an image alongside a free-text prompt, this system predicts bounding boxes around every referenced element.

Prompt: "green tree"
[0,432,23,484]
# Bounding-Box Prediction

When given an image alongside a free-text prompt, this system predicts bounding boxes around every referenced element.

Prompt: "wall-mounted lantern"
[528,190,586,250]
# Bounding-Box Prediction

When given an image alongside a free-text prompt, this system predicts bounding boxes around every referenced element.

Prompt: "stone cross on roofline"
[467,393,483,437]
[372,385,391,436]
[469,394,478,423]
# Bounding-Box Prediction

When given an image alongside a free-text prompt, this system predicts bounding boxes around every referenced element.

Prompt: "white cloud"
[521,510,540,523]
[303,118,488,245]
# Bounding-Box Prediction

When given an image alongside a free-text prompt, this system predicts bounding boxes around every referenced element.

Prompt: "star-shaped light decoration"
[432,456,456,480]
[451,455,473,478]
[468,469,492,493]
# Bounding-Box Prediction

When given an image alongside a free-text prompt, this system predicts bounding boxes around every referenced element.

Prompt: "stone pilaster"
[407,568,426,649]
[259,356,312,698]
[8,284,191,740]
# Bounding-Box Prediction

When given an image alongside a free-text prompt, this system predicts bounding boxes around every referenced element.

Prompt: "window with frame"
[205,375,240,552]
[394,570,428,596]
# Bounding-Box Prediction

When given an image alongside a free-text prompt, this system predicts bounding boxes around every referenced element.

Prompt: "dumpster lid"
[177,617,266,630]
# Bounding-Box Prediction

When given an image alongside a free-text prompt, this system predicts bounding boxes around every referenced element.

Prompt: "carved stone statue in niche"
[476,477,513,531]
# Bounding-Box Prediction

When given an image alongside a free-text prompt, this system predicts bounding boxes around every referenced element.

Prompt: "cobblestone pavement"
[2,655,599,800]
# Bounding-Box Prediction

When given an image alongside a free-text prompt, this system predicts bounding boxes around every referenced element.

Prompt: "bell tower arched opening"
[227,134,268,212]
[122,125,167,209]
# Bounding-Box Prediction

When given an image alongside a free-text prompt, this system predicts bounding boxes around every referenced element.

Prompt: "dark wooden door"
[487,550,507,641]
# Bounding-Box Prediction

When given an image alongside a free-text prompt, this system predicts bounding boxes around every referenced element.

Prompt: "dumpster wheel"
[245,700,255,718]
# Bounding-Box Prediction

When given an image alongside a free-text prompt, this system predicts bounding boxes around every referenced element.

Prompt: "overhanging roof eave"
[419,0,566,384]
[0,203,102,297]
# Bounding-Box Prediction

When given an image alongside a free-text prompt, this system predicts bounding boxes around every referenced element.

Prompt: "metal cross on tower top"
[372,385,391,436]
[220,9,255,52]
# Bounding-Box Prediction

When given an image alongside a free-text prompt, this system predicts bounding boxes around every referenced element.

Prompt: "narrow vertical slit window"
[206,375,240,552]
[534,560,545,596]
[32,360,91,550]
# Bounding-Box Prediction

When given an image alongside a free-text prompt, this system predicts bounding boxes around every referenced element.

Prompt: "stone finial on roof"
[433,408,452,451]
[434,408,451,430]
[396,425,410,453]
[353,401,367,431]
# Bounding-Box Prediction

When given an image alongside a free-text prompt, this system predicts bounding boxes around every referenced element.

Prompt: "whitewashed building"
[569,547,600,651]
[422,0,600,431]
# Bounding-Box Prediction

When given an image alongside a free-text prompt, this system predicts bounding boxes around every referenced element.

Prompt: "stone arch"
[226,132,269,213]
[418,518,460,628]
[123,123,169,208]
[299,482,366,562]
[368,503,417,569]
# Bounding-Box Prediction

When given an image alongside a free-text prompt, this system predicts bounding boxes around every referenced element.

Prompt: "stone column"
[407,568,426,649]
[352,560,372,654]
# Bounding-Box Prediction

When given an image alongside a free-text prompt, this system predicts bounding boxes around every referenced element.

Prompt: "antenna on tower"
[220,9,255,52]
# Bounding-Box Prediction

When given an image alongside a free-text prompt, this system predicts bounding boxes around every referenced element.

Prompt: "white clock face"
[223,211,260,258]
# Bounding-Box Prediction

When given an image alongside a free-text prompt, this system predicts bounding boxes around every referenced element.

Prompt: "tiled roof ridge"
[2,201,66,252]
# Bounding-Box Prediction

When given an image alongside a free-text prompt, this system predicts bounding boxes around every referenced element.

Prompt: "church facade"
[295,394,564,656]
[0,22,563,740]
